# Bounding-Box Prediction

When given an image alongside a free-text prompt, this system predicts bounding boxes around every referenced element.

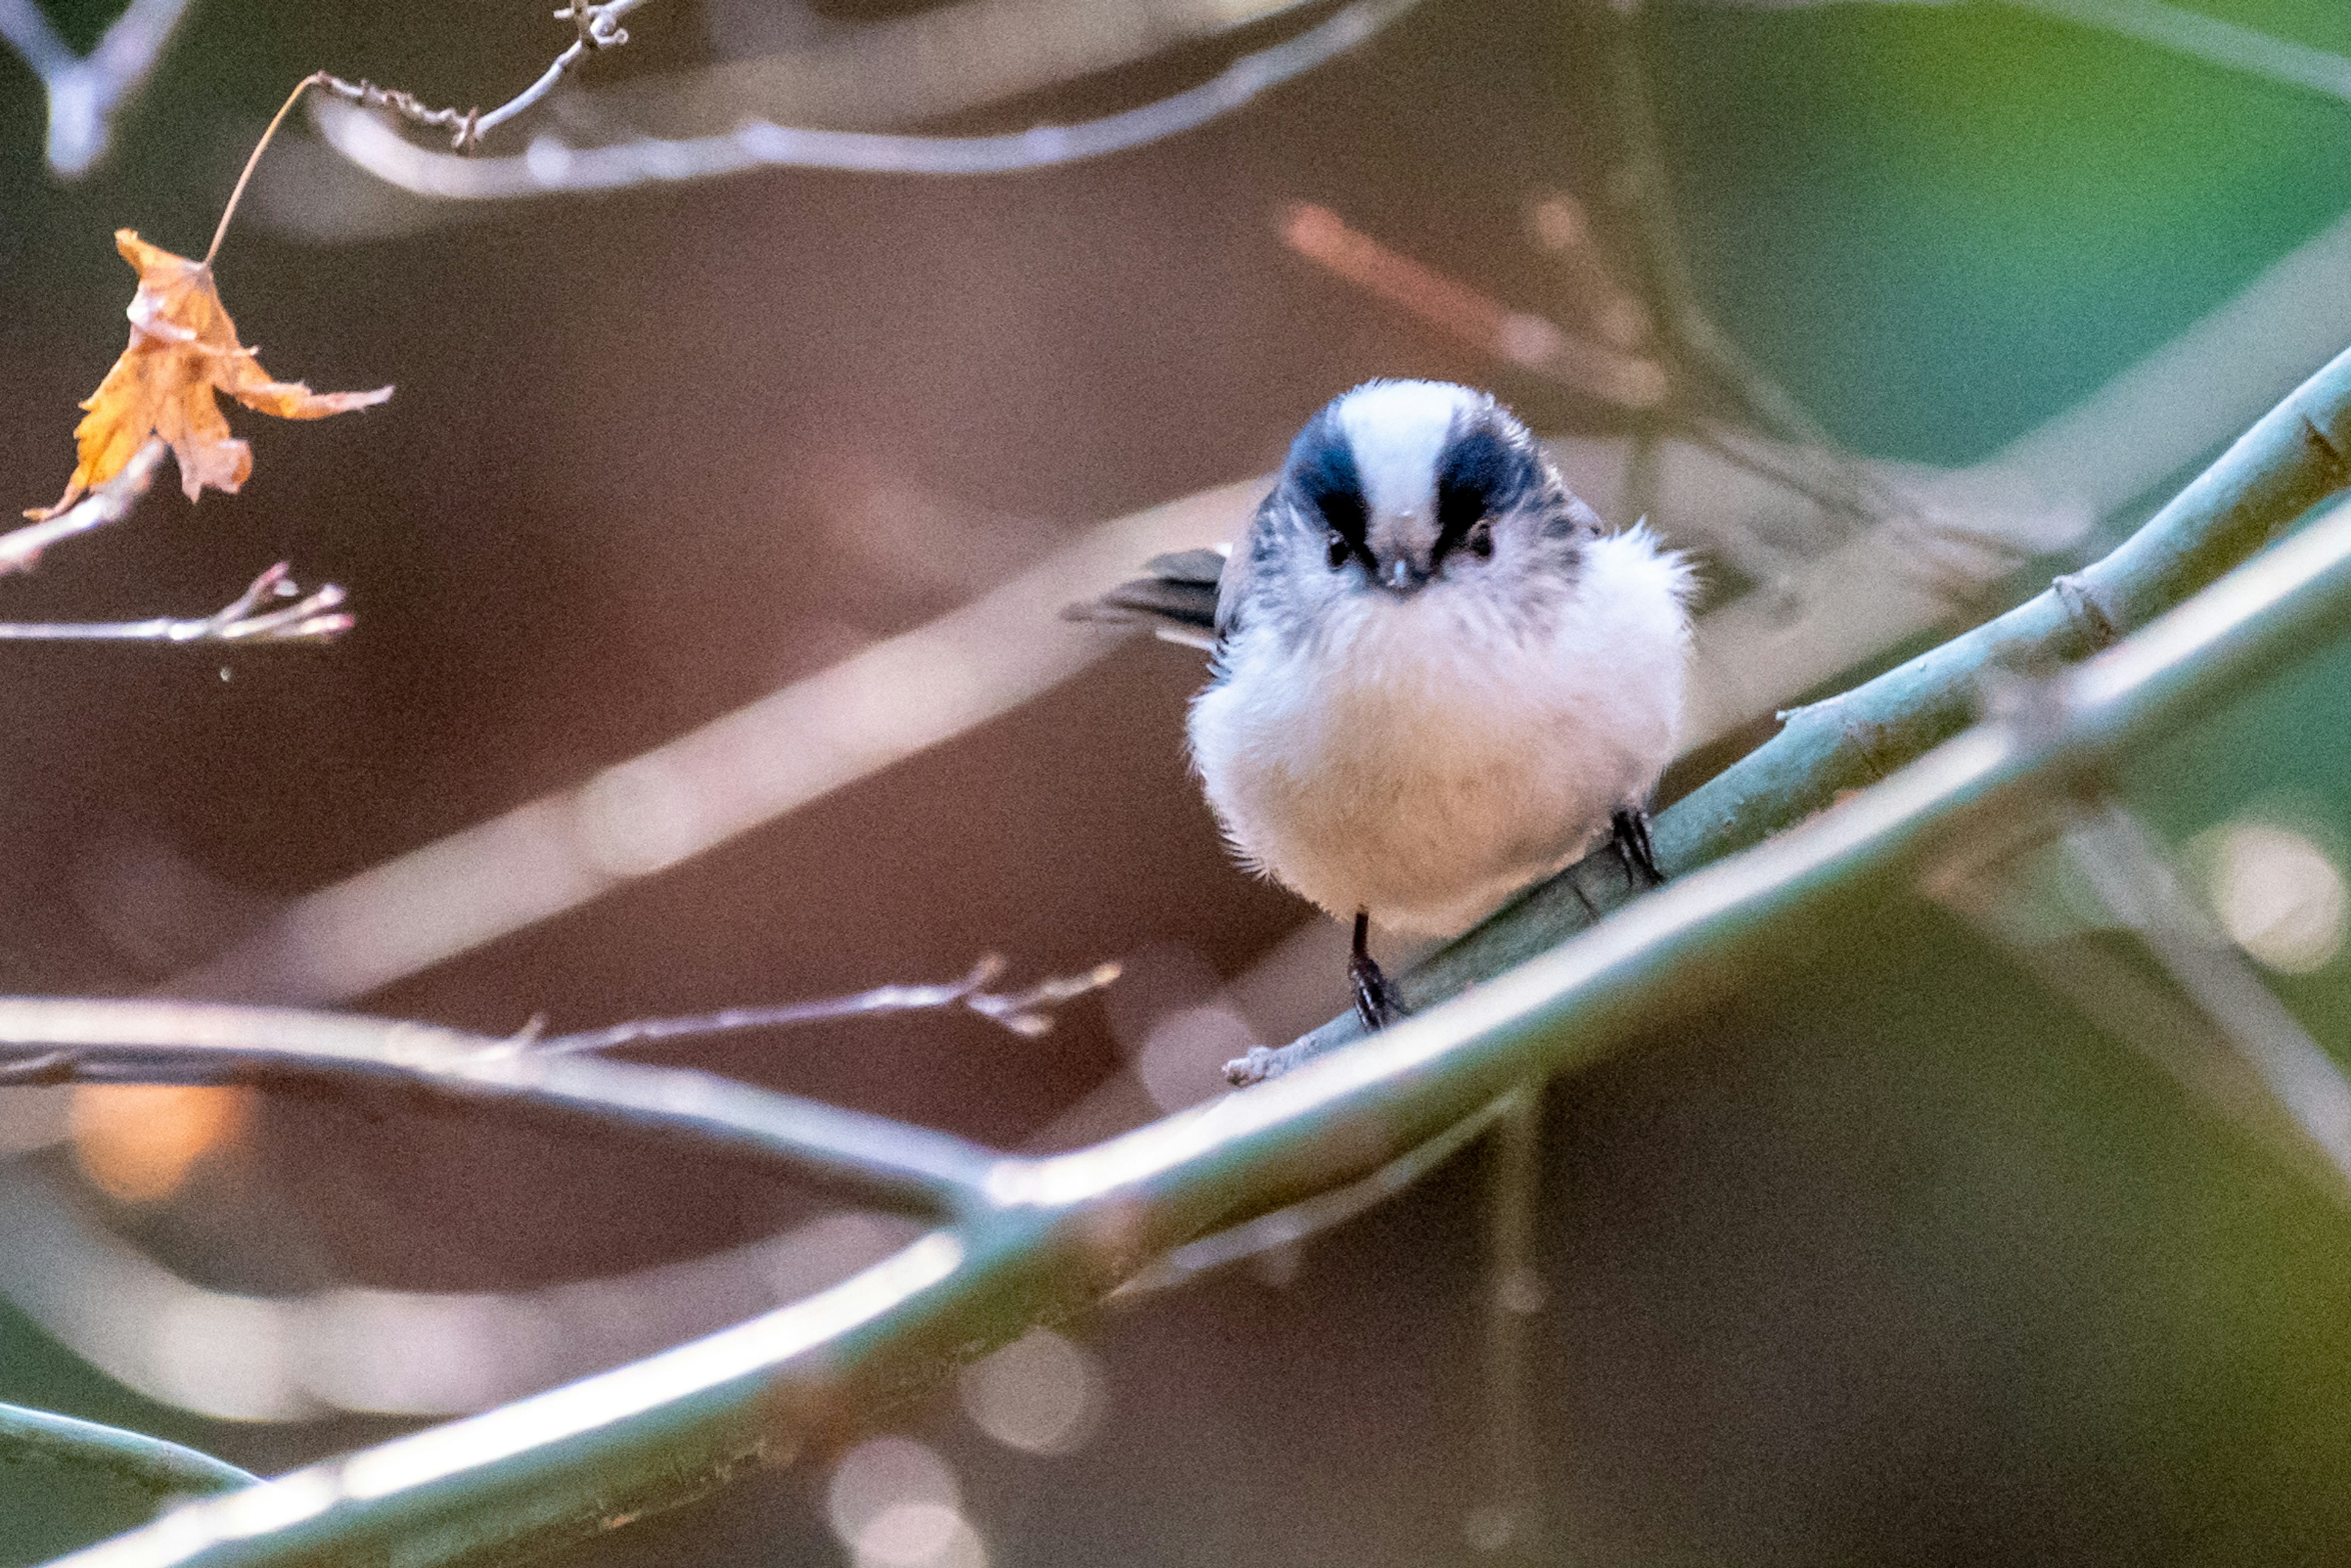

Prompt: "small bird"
[1078,380,1693,1030]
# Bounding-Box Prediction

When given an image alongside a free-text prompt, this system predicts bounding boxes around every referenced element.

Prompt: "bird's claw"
[1349,950,1404,1032]
[1610,807,1663,888]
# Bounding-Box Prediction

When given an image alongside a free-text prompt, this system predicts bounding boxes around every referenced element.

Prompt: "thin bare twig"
[1277,202,1671,411]
[0,997,996,1215]
[310,0,647,156]
[1113,1097,1514,1295]
[533,955,1122,1054]
[312,0,1418,197]
[0,562,351,645]
[0,437,166,573]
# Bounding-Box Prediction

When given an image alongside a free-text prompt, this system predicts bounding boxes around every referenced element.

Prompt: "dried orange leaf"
[29,230,392,520]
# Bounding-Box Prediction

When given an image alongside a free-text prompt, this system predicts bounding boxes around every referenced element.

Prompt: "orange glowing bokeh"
[68,1084,254,1204]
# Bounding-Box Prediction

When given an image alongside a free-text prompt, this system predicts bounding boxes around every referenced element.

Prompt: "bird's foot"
[1349,950,1404,1033]
[1610,807,1663,888]
[1348,907,1405,1032]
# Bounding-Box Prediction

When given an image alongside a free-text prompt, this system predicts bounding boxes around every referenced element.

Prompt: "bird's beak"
[1382,557,1427,594]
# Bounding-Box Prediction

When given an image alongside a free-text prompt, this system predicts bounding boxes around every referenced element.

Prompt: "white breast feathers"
[1186,527,1693,939]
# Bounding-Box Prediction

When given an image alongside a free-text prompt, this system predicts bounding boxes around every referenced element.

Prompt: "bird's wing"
[1062,546,1231,652]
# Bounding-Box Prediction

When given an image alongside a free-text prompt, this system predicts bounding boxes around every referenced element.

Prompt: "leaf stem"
[205,71,326,268]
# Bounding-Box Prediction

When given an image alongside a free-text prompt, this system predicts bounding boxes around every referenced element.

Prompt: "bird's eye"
[1466,518,1494,560]
[1325,529,1351,571]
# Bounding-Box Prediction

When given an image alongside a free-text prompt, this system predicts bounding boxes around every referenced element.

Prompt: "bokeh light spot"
[853,1502,986,1568]
[957,1327,1104,1455]
[69,1084,251,1203]
[828,1436,959,1547]
[2203,820,2348,975]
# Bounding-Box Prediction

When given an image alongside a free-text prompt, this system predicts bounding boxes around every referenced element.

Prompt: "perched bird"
[1076,380,1693,1030]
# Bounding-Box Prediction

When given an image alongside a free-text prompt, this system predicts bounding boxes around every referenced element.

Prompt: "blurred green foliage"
[1656,1,2351,462]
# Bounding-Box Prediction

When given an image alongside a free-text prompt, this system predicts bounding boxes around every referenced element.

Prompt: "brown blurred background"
[12,0,2351,1562]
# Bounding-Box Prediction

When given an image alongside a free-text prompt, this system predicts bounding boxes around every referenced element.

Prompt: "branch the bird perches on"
[24,343,2351,1568]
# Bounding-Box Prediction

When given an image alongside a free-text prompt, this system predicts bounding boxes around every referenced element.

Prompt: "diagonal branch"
[53,387,2351,1568]
[2060,804,2351,1187]
[0,438,167,574]
[1232,339,2351,1083]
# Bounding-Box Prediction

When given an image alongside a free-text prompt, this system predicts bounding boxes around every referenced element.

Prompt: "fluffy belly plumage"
[1186,531,1690,939]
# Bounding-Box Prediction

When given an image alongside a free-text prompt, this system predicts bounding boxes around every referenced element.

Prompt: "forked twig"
[314,0,648,153]
[0,562,351,645]
[529,955,1122,1055]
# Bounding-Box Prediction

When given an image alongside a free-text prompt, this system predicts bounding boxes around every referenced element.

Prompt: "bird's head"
[1275,381,1597,615]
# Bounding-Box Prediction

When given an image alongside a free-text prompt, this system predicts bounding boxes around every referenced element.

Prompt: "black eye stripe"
[1433,420,1535,559]
[1284,408,1368,547]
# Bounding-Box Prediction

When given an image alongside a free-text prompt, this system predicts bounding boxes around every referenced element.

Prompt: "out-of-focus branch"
[0,563,351,646]
[311,0,1418,197]
[1594,0,1919,539]
[1112,1095,1512,1294]
[167,477,1258,1006]
[533,954,1122,1054]
[1278,202,1671,411]
[0,999,997,1217]
[606,0,1326,142]
[1929,803,2351,1202]
[309,0,649,152]
[2061,805,2351,1188]
[0,0,195,177]
[0,1401,253,1500]
[2000,0,2351,101]
[1467,1089,1543,1561]
[58,402,2351,1568]
[0,438,167,574]
[1232,337,2351,1083]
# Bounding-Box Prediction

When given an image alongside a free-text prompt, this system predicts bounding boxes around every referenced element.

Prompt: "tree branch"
[0,999,995,1217]
[0,438,167,574]
[531,953,1121,1054]
[1231,339,2351,1084]
[0,1402,253,1501]
[310,0,1420,197]
[0,0,197,177]
[2060,804,2351,1189]
[307,0,650,153]
[54,403,2351,1568]
[0,562,351,645]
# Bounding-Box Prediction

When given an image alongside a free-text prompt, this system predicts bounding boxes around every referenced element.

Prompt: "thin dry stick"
[530,955,1122,1054]
[313,0,1416,197]
[0,562,351,645]
[0,437,167,572]
[206,1,655,264]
